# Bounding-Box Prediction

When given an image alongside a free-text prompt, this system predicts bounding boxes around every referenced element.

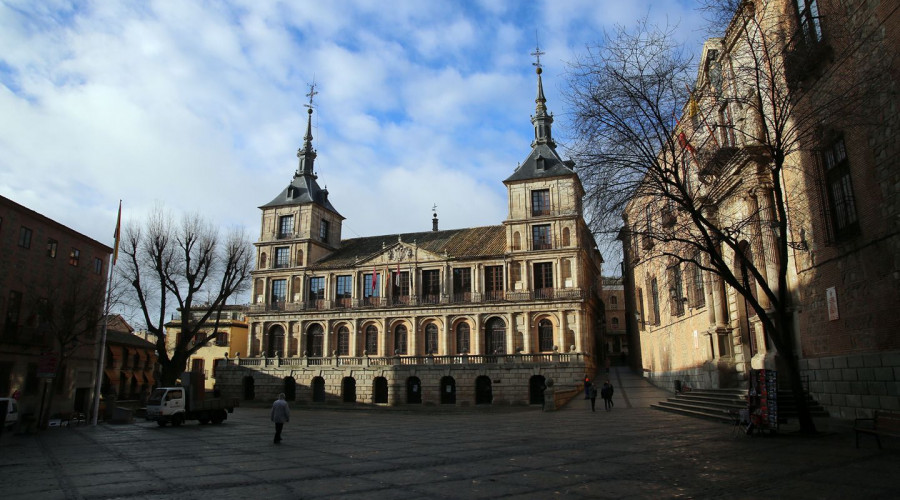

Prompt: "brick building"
[217,62,605,406]
[621,0,900,418]
[1,195,111,421]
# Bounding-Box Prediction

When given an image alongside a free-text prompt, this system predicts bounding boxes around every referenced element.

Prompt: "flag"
[112,200,122,265]
[372,266,378,296]
[395,262,400,286]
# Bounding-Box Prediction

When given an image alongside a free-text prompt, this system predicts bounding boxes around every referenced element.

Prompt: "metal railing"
[231,351,586,368]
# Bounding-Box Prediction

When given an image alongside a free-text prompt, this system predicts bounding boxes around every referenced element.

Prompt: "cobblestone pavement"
[2,367,898,499]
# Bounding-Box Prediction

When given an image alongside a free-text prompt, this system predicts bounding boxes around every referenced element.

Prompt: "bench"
[854,411,900,449]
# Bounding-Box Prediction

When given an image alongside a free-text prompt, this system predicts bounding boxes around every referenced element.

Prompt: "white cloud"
[1,0,710,281]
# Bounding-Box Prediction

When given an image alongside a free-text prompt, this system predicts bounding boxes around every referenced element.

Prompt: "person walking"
[583,377,593,411]
[271,393,290,444]
[589,384,598,412]
[601,381,614,411]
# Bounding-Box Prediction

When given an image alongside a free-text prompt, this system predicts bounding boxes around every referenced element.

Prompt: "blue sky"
[0,0,708,276]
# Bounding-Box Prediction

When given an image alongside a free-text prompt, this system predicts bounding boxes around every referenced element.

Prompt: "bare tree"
[119,207,253,386]
[565,2,888,434]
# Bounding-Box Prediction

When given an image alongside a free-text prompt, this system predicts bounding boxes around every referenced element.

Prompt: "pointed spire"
[530,43,555,148]
[296,82,319,178]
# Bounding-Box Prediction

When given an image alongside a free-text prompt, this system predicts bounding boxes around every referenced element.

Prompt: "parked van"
[0,398,18,429]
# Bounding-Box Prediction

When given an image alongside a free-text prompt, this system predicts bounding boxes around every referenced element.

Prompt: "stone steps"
[651,388,829,423]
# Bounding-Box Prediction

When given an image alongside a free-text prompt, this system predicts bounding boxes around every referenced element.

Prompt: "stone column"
[410,316,419,356]
[559,310,568,351]
[573,310,583,352]
[523,311,533,353]
[474,314,483,355]
[442,315,451,356]
[506,312,515,354]
[745,189,770,310]
[755,183,781,303]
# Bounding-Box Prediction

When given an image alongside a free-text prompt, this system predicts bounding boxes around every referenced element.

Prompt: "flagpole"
[91,200,121,426]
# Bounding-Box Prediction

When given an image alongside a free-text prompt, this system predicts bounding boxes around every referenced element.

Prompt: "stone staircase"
[652,388,829,423]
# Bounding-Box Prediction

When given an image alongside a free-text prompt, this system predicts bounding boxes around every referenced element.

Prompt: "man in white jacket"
[270,393,290,444]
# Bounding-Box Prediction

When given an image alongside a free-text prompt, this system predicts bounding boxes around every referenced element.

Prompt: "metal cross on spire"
[531,32,545,70]
[304,81,319,111]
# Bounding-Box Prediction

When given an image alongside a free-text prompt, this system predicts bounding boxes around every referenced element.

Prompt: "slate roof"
[106,329,157,350]
[260,174,341,215]
[309,225,507,270]
[504,144,577,183]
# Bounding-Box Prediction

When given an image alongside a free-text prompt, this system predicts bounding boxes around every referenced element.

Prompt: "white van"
[0,398,19,429]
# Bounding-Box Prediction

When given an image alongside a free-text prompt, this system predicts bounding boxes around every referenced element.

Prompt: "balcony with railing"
[247,288,588,314]
[231,351,588,369]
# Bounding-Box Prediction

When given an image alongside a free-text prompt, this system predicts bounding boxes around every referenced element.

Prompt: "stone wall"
[800,351,900,419]
[215,361,588,407]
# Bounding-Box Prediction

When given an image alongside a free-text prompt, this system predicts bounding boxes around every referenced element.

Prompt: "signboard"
[38,351,59,378]
[826,287,839,321]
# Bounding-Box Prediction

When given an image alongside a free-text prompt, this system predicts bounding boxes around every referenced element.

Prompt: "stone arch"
[513,231,521,251]
[484,316,506,355]
[295,249,304,267]
[259,252,267,269]
[562,226,571,246]
[266,324,285,357]
[363,323,379,356]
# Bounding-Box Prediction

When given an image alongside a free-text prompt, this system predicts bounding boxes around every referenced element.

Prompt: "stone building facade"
[621,0,900,417]
[217,64,605,406]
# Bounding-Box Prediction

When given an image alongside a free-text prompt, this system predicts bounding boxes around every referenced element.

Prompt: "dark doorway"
[475,375,492,404]
[406,376,422,404]
[311,376,326,402]
[440,376,456,404]
[373,377,388,404]
[529,375,546,405]
[484,317,506,354]
[283,376,296,401]
[342,377,356,403]
[242,375,255,400]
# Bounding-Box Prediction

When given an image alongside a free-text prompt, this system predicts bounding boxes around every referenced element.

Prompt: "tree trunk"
[781,350,817,434]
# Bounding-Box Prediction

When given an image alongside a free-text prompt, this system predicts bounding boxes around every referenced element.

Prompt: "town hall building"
[217,60,605,407]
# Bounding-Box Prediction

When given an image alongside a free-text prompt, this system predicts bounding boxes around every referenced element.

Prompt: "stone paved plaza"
[2,367,898,499]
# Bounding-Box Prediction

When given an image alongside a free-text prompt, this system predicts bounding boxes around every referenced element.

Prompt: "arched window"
[307,324,324,357]
[394,325,408,355]
[337,326,350,356]
[562,227,571,246]
[259,252,267,269]
[485,317,506,354]
[513,231,521,251]
[455,323,470,354]
[267,325,285,357]
[365,325,378,355]
[425,323,439,355]
[538,319,554,352]
[612,317,620,328]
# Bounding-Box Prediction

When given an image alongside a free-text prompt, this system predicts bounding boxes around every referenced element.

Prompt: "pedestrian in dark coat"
[271,393,290,444]
[590,384,598,412]
[601,381,614,411]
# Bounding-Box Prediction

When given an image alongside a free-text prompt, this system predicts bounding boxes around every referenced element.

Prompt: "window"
[668,264,685,317]
[391,272,410,304]
[422,270,440,303]
[47,239,58,258]
[637,288,646,331]
[650,278,661,326]
[337,326,350,356]
[271,279,287,304]
[795,0,823,44]
[94,257,103,275]
[394,325,408,355]
[612,317,620,328]
[534,262,553,296]
[452,268,471,300]
[425,323,438,354]
[532,189,550,216]
[484,266,503,299]
[532,224,551,250]
[215,331,229,346]
[4,290,23,338]
[308,277,325,301]
[719,103,736,148]
[486,317,506,354]
[538,319,553,352]
[191,358,205,376]
[335,275,352,301]
[319,219,329,242]
[18,227,32,248]
[69,248,80,266]
[822,136,859,241]
[365,325,378,355]
[278,215,294,238]
[610,295,618,307]
[455,323,470,354]
[274,247,290,268]
[691,259,706,308]
[364,273,378,298]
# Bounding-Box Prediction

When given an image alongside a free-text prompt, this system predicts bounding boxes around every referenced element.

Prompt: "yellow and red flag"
[113,200,122,265]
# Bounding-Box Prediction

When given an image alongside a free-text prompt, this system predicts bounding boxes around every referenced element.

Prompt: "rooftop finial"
[531,35,545,75]
[297,80,319,177]
[304,81,319,113]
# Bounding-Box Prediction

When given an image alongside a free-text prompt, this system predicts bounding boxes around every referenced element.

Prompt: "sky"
[0,0,709,277]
